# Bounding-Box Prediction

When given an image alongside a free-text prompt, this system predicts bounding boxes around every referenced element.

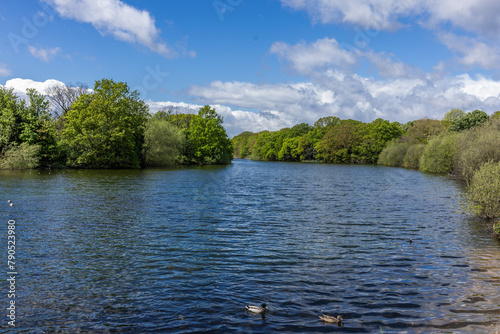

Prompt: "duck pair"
[246,304,343,324]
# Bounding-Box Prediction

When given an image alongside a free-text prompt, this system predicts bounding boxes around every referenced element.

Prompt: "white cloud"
[187,72,500,134]
[270,37,357,74]
[280,0,419,30]
[28,46,61,62]
[426,0,500,38]
[457,74,500,101]
[280,0,500,71]
[0,63,11,77]
[4,78,66,95]
[269,37,415,78]
[438,32,500,69]
[365,52,413,78]
[189,81,313,110]
[281,0,500,37]
[43,0,174,57]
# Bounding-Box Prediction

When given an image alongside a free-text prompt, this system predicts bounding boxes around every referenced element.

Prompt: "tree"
[278,137,301,161]
[143,118,184,166]
[0,88,60,168]
[187,105,233,164]
[356,118,402,163]
[449,110,489,132]
[286,123,311,138]
[232,131,255,158]
[0,87,22,151]
[62,79,148,168]
[20,89,59,166]
[403,118,445,144]
[442,108,465,128]
[316,120,364,163]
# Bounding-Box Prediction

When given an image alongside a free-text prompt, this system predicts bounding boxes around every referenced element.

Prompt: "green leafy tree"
[0,88,59,168]
[316,120,364,163]
[187,105,233,164]
[403,118,446,144]
[278,137,301,161]
[232,131,256,158]
[20,89,59,166]
[250,129,288,161]
[62,79,148,168]
[0,87,22,150]
[286,123,311,138]
[356,119,402,163]
[143,117,184,166]
[441,108,465,128]
[449,110,489,132]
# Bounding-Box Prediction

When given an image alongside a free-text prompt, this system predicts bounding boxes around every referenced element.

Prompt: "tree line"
[232,109,500,227]
[232,117,403,164]
[0,79,233,169]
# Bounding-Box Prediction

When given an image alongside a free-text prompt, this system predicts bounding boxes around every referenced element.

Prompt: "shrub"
[453,120,500,183]
[378,141,410,167]
[466,161,500,219]
[403,144,425,169]
[0,143,40,169]
[143,119,184,167]
[420,133,457,173]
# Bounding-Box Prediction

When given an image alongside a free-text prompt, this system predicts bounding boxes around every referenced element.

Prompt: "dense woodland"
[232,117,403,164]
[0,79,233,169]
[232,109,500,227]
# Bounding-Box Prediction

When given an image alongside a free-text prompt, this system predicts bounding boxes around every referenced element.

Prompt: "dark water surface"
[1,159,500,333]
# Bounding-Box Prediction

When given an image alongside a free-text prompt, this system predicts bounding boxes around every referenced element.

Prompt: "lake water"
[1,159,500,333]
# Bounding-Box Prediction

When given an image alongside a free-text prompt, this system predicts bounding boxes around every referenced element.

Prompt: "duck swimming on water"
[246,303,268,315]
[319,314,343,324]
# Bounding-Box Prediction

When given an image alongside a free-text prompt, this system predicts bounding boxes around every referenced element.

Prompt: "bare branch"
[45,82,90,118]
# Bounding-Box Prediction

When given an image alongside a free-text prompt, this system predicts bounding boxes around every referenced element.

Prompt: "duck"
[7,200,12,203]
[245,303,268,314]
[319,314,343,324]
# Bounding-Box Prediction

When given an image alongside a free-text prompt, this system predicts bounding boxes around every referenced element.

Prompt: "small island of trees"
[0,79,234,169]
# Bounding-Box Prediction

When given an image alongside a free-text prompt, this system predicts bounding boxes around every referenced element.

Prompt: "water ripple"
[1,161,500,333]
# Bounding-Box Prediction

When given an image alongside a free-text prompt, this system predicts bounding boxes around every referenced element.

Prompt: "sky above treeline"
[2,0,500,136]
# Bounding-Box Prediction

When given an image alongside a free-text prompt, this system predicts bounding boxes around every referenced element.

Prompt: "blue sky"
[2,0,500,136]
